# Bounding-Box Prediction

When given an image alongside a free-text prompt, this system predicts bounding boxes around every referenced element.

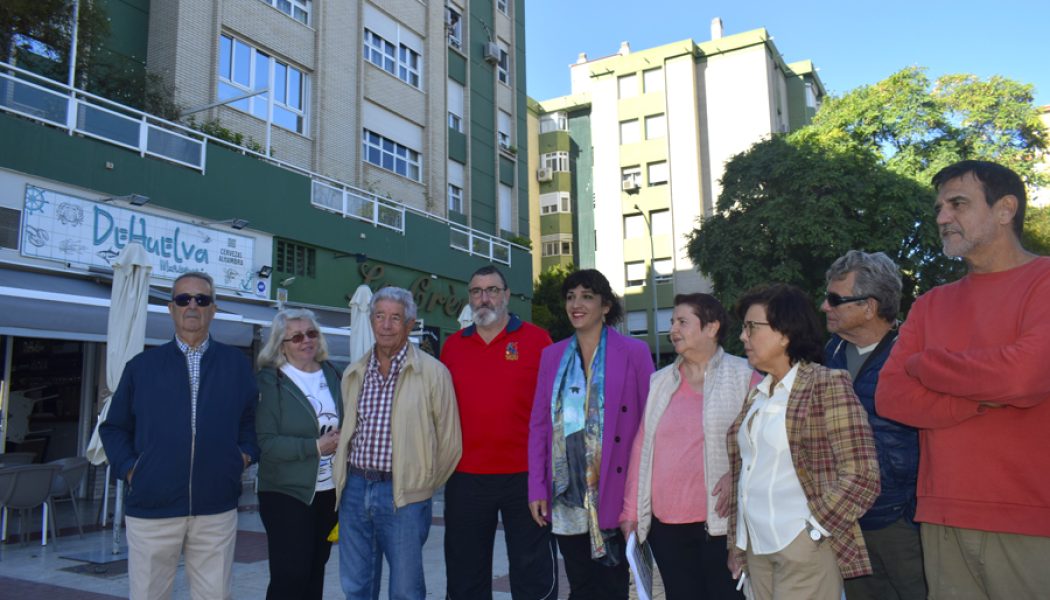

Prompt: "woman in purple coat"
[528,269,655,600]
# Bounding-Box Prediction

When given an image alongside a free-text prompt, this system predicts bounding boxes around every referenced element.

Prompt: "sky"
[523,0,1050,108]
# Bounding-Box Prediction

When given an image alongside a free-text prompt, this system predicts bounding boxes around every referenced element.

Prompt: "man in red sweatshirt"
[876,160,1050,598]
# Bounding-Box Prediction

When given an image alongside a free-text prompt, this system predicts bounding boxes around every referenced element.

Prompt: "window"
[540,111,568,133]
[362,129,421,181]
[645,114,666,139]
[657,308,673,333]
[497,0,509,14]
[499,184,513,231]
[363,28,422,88]
[654,258,673,283]
[218,34,308,134]
[618,73,638,99]
[445,6,462,49]
[622,166,642,189]
[627,311,648,335]
[542,151,570,172]
[497,42,510,85]
[448,183,463,213]
[276,240,316,277]
[625,261,646,287]
[806,82,818,109]
[619,119,640,145]
[498,110,513,151]
[259,0,310,24]
[624,214,645,239]
[540,192,571,215]
[448,80,464,132]
[648,161,668,186]
[643,68,663,93]
[651,209,671,236]
[541,235,573,257]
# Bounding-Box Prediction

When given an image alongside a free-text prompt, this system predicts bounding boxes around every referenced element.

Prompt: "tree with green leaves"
[531,263,574,342]
[688,67,1048,320]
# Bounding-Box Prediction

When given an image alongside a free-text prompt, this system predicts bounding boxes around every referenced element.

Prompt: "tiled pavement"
[0,489,664,599]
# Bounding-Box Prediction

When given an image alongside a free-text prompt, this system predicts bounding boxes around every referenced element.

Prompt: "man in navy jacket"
[821,251,924,600]
[101,271,258,600]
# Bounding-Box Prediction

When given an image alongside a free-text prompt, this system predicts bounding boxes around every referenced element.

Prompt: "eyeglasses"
[283,329,319,344]
[825,292,872,307]
[741,321,770,337]
[172,293,214,307]
[468,286,505,298]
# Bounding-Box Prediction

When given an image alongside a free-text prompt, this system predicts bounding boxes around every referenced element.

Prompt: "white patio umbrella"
[86,242,151,555]
[348,284,375,363]
[457,304,474,330]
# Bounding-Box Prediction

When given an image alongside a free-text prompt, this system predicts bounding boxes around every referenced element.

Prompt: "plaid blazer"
[726,361,880,579]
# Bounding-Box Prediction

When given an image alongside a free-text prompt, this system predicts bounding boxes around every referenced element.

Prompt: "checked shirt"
[348,343,408,473]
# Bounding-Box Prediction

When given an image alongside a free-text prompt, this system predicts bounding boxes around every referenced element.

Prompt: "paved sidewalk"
[0,488,664,599]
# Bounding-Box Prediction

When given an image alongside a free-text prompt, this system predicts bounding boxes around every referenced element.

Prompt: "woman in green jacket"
[256,308,343,600]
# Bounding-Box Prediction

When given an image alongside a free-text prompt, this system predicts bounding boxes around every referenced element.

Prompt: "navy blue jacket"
[100,339,259,519]
[826,331,918,529]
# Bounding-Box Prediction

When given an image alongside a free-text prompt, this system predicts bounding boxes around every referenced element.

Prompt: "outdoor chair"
[47,457,89,538]
[0,464,61,546]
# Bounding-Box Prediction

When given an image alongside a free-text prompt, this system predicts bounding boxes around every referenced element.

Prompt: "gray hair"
[371,286,418,321]
[826,250,902,322]
[258,308,330,368]
[172,271,214,297]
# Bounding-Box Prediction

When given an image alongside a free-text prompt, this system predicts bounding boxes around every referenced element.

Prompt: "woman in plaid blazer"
[726,284,880,600]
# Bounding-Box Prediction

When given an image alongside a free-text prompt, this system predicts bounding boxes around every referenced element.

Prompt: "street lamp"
[634,204,660,368]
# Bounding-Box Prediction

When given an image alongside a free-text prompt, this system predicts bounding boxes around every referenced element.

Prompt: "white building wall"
[589,74,628,295]
[664,54,707,293]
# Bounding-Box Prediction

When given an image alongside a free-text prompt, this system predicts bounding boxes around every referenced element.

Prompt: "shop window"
[276,240,316,277]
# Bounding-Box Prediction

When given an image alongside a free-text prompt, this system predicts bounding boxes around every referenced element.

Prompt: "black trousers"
[648,517,743,600]
[555,531,629,600]
[444,472,558,599]
[258,489,338,600]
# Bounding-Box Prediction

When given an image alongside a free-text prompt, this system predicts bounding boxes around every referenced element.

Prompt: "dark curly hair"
[561,269,624,327]
[735,284,823,365]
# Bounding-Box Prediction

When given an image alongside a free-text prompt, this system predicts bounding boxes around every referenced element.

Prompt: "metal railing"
[1,61,524,264]
[0,62,206,171]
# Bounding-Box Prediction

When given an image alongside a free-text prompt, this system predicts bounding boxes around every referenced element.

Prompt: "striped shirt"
[174,335,210,432]
[349,343,408,473]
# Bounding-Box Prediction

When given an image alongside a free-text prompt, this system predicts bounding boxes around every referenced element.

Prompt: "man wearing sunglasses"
[878,160,1050,598]
[822,251,924,600]
[100,271,259,600]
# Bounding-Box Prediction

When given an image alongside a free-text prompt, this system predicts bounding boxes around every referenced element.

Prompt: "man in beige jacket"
[333,286,461,600]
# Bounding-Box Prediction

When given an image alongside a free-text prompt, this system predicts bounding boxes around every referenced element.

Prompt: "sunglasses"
[825,292,872,307]
[283,329,319,344]
[172,293,214,307]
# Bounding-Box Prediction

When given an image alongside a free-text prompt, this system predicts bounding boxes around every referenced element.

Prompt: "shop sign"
[359,262,467,318]
[20,185,258,293]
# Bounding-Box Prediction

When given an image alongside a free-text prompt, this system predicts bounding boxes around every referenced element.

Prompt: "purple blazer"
[528,326,655,530]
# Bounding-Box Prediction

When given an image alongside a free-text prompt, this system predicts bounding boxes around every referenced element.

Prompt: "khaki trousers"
[746,530,842,600]
[923,522,1050,599]
[126,509,238,600]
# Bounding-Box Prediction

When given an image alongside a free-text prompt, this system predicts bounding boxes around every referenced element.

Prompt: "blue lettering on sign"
[93,206,210,266]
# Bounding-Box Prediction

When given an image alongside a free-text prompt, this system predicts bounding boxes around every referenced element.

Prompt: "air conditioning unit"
[483,42,501,63]
[622,180,639,192]
[536,168,553,182]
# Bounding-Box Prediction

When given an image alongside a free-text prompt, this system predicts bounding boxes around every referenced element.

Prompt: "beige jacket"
[333,343,461,509]
[634,348,752,542]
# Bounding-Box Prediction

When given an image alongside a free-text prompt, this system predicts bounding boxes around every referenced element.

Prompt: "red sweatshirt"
[876,257,1050,537]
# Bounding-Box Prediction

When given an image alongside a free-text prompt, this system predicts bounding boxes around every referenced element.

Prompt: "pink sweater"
[622,377,707,524]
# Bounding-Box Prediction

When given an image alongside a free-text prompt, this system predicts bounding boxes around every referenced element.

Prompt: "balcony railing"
[0,62,206,171]
[1,60,524,266]
[311,179,405,233]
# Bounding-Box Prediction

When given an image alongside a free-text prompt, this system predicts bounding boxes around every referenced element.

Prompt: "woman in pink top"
[621,293,755,599]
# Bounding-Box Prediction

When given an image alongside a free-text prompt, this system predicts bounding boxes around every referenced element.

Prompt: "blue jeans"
[338,474,432,600]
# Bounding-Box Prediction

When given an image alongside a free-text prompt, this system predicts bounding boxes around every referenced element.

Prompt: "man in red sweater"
[876,160,1050,598]
[441,266,557,599]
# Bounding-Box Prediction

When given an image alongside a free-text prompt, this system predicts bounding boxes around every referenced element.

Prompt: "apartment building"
[529,19,824,359]
[0,0,529,460]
